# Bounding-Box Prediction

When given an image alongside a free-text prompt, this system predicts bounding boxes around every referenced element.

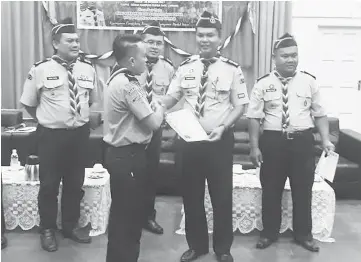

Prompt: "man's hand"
[150,100,165,114]
[208,126,225,142]
[250,148,263,167]
[322,140,335,155]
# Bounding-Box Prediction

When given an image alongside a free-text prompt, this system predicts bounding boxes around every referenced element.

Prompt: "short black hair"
[112,34,143,62]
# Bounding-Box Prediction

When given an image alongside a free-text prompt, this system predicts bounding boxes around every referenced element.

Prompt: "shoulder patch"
[301,71,316,80]
[220,57,239,68]
[180,55,197,67]
[159,55,173,67]
[256,73,270,82]
[34,58,50,67]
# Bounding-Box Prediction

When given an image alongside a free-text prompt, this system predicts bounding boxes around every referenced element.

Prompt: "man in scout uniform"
[20,18,96,252]
[160,11,249,262]
[103,34,165,262]
[137,21,175,235]
[247,33,335,252]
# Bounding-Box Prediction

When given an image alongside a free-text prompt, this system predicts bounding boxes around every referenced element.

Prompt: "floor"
[1,197,361,262]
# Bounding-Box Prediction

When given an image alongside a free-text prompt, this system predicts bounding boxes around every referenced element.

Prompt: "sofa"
[2,109,360,199]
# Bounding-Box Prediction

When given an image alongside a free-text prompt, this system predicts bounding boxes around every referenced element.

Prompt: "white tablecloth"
[1,167,111,236]
[176,170,336,242]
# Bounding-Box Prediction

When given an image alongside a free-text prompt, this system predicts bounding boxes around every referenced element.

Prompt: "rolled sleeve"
[310,79,327,117]
[246,82,265,119]
[166,69,183,101]
[230,67,249,106]
[125,83,153,121]
[20,66,39,107]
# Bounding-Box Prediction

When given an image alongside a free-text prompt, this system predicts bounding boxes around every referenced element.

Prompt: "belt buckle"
[285,132,294,140]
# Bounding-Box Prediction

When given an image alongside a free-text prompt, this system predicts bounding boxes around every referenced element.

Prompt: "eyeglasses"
[145,41,164,47]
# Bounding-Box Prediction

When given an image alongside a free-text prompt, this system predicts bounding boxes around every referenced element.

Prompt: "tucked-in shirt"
[137,57,175,101]
[20,58,97,129]
[103,72,153,147]
[167,55,249,133]
[246,71,327,132]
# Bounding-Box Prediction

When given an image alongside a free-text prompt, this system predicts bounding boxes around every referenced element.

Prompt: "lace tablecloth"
[1,167,111,236]
[176,170,336,242]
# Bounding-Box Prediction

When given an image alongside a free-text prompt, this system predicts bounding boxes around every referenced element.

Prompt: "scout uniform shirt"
[136,56,175,101]
[20,58,97,129]
[246,71,327,132]
[103,69,154,147]
[167,55,250,133]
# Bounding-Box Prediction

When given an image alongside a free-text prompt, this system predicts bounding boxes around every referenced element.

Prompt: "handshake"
[150,100,166,114]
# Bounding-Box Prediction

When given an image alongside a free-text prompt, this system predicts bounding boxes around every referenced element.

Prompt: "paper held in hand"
[315,151,339,183]
[165,109,209,142]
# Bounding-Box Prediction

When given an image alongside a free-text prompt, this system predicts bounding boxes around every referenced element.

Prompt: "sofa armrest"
[338,129,361,166]
[1,109,23,127]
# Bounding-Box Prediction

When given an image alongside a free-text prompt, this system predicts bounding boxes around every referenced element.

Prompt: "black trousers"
[181,130,234,255]
[37,123,90,231]
[144,128,162,221]
[1,179,5,234]
[105,143,148,262]
[259,130,315,241]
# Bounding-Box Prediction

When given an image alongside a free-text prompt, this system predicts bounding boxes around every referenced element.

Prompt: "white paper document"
[165,109,209,142]
[315,151,339,183]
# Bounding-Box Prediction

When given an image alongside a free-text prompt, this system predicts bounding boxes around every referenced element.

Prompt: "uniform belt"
[264,129,313,140]
[107,143,148,150]
[39,123,89,131]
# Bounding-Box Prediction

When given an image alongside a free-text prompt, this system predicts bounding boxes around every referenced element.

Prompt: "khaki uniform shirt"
[20,58,97,129]
[103,69,153,147]
[167,56,249,133]
[137,57,174,101]
[246,71,327,131]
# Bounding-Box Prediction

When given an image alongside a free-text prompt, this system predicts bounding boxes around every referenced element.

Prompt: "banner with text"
[77,1,222,31]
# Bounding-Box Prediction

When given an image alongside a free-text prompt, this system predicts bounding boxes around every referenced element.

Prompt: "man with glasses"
[137,21,174,235]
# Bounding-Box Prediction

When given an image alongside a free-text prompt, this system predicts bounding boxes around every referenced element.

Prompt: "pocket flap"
[263,92,281,101]
[77,79,94,89]
[296,89,311,98]
[43,78,63,89]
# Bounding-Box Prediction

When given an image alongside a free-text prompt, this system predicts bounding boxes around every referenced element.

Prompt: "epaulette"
[256,73,270,82]
[159,55,173,67]
[220,57,239,68]
[34,58,50,67]
[179,55,198,67]
[301,71,316,80]
[79,57,93,67]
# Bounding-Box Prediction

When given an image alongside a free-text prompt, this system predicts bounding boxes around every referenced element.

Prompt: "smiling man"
[161,11,249,262]
[137,21,174,235]
[247,33,335,252]
[20,18,96,252]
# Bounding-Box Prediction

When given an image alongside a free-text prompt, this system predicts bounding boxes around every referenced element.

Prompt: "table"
[176,170,336,242]
[1,167,111,236]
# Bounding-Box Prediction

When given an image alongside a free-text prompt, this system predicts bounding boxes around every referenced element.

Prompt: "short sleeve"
[230,67,249,106]
[166,68,184,101]
[310,78,327,117]
[125,83,153,121]
[20,66,39,107]
[246,81,265,119]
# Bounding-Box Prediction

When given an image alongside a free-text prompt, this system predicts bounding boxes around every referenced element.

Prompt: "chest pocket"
[263,92,282,111]
[214,78,232,102]
[296,89,312,109]
[42,78,64,101]
[181,77,199,97]
[77,79,94,103]
[153,78,169,95]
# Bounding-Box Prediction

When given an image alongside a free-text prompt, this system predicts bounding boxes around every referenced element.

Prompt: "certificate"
[315,151,339,183]
[165,109,209,142]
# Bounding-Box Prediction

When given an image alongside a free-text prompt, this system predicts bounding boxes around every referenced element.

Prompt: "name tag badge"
[46,76,59,80]
[185,76,195,81]
[238,93,245,99]
[266,84,276,92]
[78,75,92,82]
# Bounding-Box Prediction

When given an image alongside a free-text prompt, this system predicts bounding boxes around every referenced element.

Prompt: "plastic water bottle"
[10,149,20,168]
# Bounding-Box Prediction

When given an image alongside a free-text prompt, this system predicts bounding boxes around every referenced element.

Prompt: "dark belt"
[105,143,148,150]
[39,122,89,131]
[263,129,313,140]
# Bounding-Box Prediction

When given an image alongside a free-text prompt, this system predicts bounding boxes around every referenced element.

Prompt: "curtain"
[252,1,292,81]
[1,1,45,109]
